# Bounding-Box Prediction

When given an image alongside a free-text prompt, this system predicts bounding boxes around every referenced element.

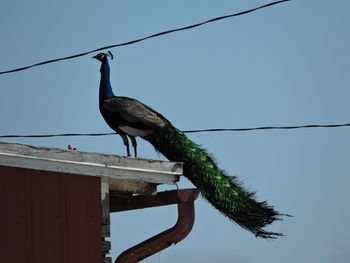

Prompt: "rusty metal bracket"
[113,188,199,263]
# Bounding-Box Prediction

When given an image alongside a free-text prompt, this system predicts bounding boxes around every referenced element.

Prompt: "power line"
[183,123,350,133]
[0,132,116,139]
[0,0,290,75]
[1,123,349,139]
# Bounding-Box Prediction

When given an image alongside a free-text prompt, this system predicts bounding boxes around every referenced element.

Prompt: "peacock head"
[92,51,114,62]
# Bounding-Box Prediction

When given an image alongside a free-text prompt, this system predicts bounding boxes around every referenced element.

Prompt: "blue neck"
[99,60,115,103]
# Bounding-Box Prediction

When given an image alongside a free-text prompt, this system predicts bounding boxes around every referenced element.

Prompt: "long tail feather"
[145,124,284,238]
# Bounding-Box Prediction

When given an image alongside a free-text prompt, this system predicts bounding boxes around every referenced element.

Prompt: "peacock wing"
[103,97,167,129]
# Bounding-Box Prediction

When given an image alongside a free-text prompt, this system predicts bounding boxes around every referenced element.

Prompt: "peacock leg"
[119,133,131,157]
[129,136,138,158]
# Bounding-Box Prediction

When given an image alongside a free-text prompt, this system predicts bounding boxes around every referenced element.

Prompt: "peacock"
[93,52,285,238]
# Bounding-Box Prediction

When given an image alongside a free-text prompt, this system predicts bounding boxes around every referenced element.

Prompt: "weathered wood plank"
[101,225,111,238]
[101,177,110,237]
[0,141,182,185]
[110,188,200,212]
[102,257,112,263]
[102,240,111,252]
[109,178,157,195]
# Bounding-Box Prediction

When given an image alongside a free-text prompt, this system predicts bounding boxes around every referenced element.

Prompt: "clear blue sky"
[1,0,349,262]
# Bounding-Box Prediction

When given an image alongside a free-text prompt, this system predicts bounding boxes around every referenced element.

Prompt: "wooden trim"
[0,141,182,185]
[101,177,110,238]
[110,188,200,212]
[109,178,157,195]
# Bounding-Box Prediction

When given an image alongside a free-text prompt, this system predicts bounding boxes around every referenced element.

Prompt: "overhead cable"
[0,0,290,75]
[1,122,349,139]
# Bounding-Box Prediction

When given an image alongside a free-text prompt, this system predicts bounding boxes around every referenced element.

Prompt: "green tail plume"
[145,124,284,239]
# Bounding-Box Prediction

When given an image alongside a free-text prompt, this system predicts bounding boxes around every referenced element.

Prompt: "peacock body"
[94,52,284,238]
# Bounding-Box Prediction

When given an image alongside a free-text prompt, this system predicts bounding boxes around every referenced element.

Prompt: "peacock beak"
[92,55,98,59]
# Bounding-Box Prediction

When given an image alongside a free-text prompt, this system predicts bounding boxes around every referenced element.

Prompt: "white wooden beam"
[0,141,182,185]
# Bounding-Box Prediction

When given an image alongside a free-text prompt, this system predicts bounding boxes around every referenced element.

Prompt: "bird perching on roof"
[93,52,286,238]
[93,51,159,157]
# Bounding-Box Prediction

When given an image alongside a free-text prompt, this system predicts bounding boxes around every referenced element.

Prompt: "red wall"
[0,166,102,263]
